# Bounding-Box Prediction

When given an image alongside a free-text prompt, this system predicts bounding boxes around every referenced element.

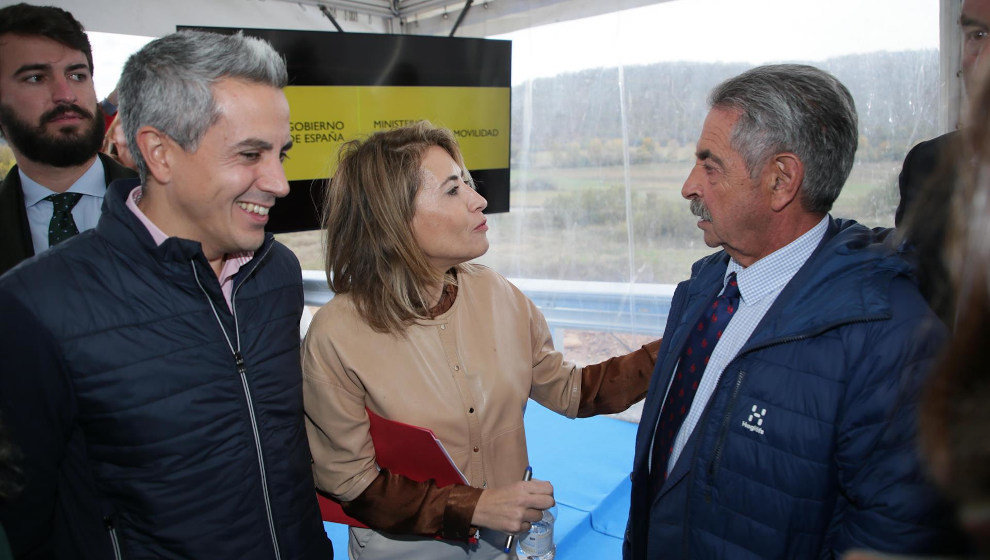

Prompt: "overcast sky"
[89,0,940,96]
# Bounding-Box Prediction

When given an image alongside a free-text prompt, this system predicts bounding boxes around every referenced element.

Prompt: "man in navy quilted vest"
[624,65,962,559]
[0,31,332,559]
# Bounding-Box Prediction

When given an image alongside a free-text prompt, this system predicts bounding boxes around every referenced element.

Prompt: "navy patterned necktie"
[45,192,83,247]
[650,272,741,494]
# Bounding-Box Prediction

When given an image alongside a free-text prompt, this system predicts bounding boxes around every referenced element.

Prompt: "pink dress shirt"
[126,186,252,311]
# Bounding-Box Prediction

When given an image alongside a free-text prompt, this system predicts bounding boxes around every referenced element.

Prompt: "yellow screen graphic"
[284,86,510,181]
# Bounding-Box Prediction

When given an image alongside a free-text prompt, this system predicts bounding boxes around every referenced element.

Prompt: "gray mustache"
[690,199,712,222]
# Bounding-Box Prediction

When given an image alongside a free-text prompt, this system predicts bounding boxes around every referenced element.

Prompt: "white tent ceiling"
[0,0,963,128]
[8,0,671,38]
[293,0,672,36]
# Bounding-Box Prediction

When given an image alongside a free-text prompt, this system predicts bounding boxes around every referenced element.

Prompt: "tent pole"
[449,0,474,37]
[319,5,345,32]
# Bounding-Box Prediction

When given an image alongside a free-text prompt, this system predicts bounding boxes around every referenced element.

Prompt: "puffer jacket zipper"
[704,369,746,502]
[700,315,887,498]
[191,243,282,560]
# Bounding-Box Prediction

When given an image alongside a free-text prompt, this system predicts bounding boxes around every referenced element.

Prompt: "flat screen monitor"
[182,26,511,232]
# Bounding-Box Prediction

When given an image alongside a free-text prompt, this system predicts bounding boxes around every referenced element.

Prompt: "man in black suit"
[898,0,990,224]
[0,3,135,276]
[896,0,990,323]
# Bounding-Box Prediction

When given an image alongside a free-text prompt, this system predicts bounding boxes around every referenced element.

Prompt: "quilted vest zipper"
[191,244,282,560]
[104,515,123,560]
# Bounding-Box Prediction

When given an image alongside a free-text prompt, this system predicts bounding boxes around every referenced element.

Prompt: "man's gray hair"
[709,64,858,214]
[118,31,288,183]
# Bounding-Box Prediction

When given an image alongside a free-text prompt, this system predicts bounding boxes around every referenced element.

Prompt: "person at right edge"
[896,0,990,325]
[916,51,990,557]
[303,121,659,559]
[845,47,990,560]
[623,64,962,559]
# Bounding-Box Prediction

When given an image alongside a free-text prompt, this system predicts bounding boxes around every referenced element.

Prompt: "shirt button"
[454,365,460,371]
[469,408,474,413]
[440,324,446,330]
[473,446,479,452]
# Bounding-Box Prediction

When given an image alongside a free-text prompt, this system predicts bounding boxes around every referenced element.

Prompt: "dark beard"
[0,102,105,168]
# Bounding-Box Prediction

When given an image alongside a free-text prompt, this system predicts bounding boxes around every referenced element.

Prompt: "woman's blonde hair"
[322,121,468,334]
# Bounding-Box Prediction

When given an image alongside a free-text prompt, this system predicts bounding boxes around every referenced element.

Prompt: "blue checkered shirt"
[663,216,829,472]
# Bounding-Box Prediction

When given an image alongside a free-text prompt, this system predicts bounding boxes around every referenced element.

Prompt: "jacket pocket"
[705,369,746,501]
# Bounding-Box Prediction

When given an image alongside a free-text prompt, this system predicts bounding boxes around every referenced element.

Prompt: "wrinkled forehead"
[700,107,742,145]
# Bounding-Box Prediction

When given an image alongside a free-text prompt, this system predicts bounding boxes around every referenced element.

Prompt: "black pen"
[503,466,533,554]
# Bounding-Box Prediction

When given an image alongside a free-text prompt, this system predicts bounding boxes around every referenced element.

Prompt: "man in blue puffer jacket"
[624,65,961,559]
[0,32,332,558]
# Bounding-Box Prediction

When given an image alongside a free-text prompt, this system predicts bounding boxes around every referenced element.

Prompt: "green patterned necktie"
[45,192,83,247]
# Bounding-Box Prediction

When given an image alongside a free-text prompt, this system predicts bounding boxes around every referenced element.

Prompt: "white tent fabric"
[6,0,961,127]
[7,0,671,39]
[4,0,380,37]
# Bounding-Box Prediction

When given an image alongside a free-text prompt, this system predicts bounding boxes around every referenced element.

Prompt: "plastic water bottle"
[516,504,557,560]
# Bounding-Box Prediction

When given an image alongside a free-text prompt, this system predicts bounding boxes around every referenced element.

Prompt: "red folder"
[318,408,468,527]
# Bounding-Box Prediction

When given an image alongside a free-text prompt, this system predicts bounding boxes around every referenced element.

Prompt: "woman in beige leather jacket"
[303,121,659,560]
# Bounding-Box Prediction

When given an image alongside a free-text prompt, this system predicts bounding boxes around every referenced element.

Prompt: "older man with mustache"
[624,65,962,559]
[0,3,136,276]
